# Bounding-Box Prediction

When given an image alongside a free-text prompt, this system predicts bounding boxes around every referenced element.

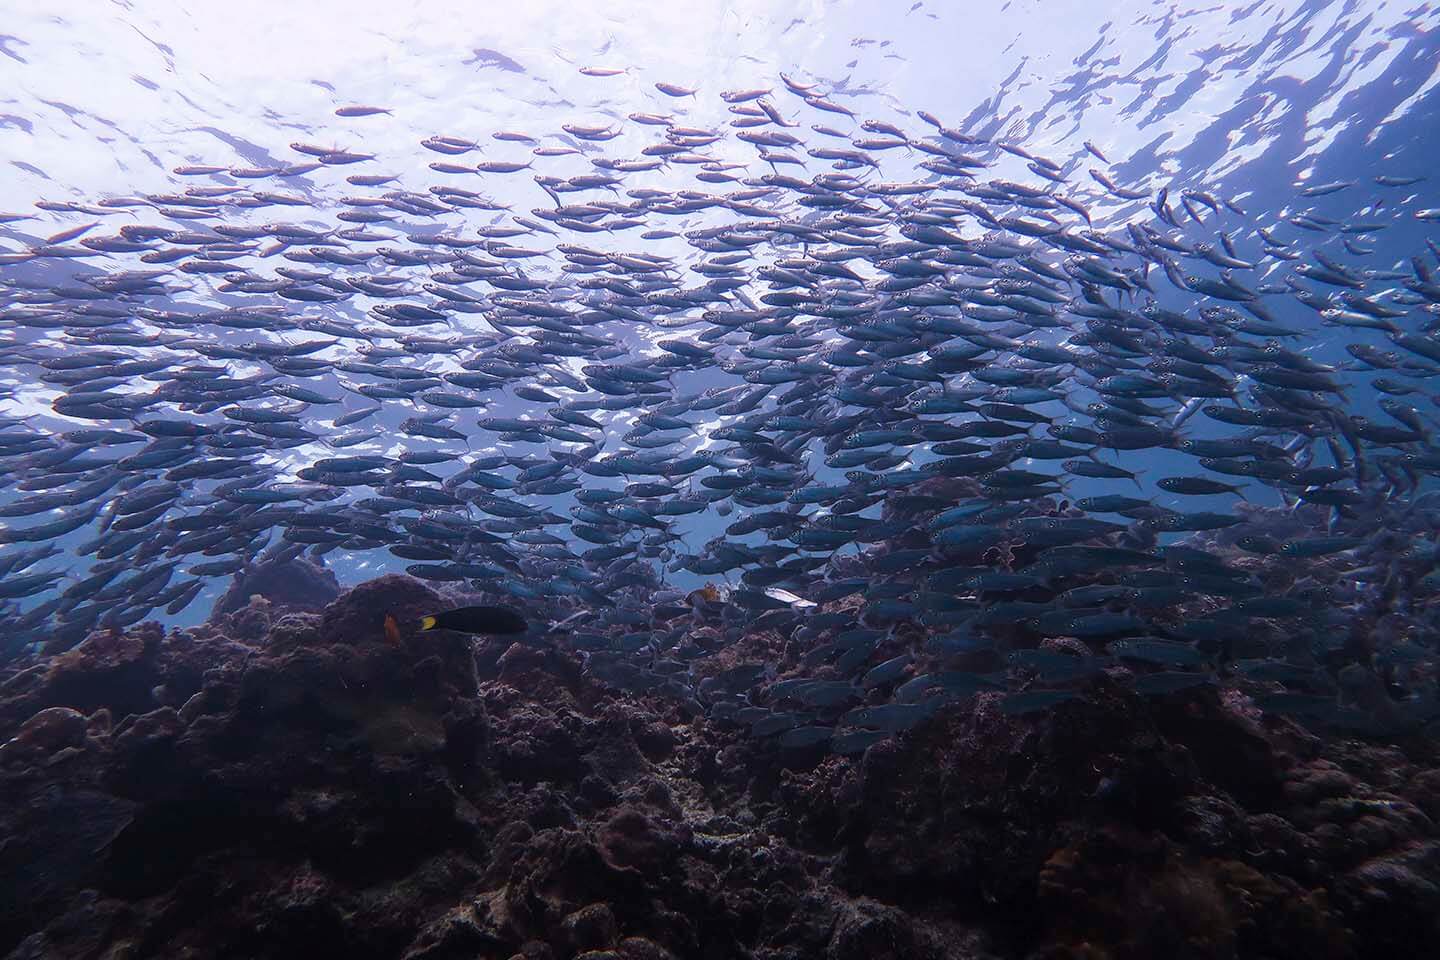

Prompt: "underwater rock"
[1034,829,1355,959]
[595,806,689,875]
[0,787,136,955]
[206,593,275,645]
[265,611,325,653]
[1341,841,1440,953]
[826,897,947,960]
[631,719,676,763]
[318,572,443,646]
[0,621,217,741]
[560,902,620,954]
[614,938,679,960]
[211,556,341,618]
[0,706,87,764]
[1,572,1439,958]
[401,899,511,960]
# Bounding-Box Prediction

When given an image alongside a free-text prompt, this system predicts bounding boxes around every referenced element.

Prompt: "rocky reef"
[1,574,1438,960]
[209,557,342,620]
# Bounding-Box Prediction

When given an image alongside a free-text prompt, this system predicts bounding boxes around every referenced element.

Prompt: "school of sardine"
[2,71,1439,749]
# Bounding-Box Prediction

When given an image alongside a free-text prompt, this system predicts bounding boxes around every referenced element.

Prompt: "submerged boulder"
[211,556,341,618]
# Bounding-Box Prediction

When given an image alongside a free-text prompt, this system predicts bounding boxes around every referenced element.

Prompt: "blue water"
[0,0,1437,628]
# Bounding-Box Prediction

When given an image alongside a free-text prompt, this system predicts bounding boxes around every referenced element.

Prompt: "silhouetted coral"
[211,556,341,619]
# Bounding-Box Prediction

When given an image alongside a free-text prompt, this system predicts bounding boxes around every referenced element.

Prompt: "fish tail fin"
[418,615,438,631]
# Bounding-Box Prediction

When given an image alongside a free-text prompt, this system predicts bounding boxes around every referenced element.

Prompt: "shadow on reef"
[1,573,1438,959]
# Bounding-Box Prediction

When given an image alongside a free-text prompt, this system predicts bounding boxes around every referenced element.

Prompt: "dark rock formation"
[1,575,1437,959]
[210,557,341,619]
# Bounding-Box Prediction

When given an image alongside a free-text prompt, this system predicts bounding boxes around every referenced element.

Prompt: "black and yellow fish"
[417,605,528,635]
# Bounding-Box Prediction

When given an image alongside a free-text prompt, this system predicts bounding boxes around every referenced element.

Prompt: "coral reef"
[210,557,342,619]
[1,575,1437,959]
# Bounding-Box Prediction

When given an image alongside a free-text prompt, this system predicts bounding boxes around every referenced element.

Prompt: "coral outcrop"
[0,576,1436,959]
[210,557,342,619]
